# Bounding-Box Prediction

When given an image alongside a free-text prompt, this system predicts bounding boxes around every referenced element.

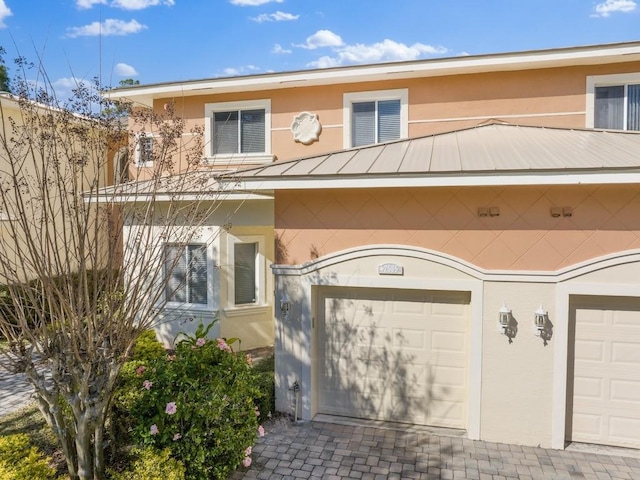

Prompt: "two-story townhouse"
[109,41,640,450]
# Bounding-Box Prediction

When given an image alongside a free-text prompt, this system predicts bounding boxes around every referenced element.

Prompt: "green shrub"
[0,433,56,480]
[111,329,167,443]
[108,447,185,480]
[130,329,166,362]
[129,322,263,480]
[252,353,275,423]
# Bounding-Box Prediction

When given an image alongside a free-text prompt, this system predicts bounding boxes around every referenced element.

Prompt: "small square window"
[344,89,408,148]
[588,74,640,131]
[135,134,154,167]
[204,100,273,165]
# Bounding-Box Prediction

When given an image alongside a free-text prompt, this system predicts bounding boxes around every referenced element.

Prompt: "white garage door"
[317,287,470,429]
[569,295,640,449]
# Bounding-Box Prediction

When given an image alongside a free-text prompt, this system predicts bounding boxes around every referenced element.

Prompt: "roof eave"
[233,169,640,191]
[105,41,640,108]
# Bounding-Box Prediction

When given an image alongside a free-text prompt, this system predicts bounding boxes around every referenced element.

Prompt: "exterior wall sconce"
[551,207,573,217]
[478,207,500,217]
[534,305,547,336]
[499,302,512,334]
[280,293,291,317]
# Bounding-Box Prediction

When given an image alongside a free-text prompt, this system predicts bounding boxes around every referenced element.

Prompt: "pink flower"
[245,446,252,456]
[150,424,159,435]
[254,406,260,417]
[143,380,153,390]
[258,425,265,437]
[242,456,252,467]
[245,354,253,365]
[166,354,176,361]
[165,402,177,415]
[216,338,232,353]
[135,365,146,376]
[173,433,182,441]
[196,337,206,347]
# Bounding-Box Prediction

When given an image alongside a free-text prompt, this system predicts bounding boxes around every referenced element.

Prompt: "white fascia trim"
[343,89,409,148]
[93,192,273,204]
[235,171,640,191]
[204,99,272,163]
[586,72,640,128]
[106,43,640,107]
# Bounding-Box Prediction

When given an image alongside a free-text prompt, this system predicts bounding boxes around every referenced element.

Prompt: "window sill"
[223,304,271,318]
[203,153,275,166]
[161,303,214,314]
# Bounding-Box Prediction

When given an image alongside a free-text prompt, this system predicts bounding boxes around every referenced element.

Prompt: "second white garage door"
[317,287,470,429]
[569,295,640,449]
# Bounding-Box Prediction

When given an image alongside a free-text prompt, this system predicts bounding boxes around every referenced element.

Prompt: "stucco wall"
[152,61,640,165]
[274,185,640,270]
[481,281,556,447]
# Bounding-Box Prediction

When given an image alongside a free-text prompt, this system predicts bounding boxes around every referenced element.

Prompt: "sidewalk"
[0,367,34,416]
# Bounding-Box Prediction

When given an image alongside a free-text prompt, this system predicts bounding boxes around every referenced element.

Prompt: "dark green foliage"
[252,353,275,423]
[128,322,263,479]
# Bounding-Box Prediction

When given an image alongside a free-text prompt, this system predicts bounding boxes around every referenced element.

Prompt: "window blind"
[352,101,375,147]
[595,86,624,130]
[234,242,257,305]
[378,99,401,143]
[628,84,640,131]
[213,111,239,154]
[241,109,265,153]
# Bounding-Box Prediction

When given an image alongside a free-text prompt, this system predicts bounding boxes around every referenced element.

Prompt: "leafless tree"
[0,61,226,479]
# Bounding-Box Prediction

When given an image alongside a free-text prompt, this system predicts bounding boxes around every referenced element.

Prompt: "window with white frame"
[204,99,272,164]
[135,133,154,167]
[587,73,640,131]
[164,244,208,306]
[343,89,408,148]
[227,235,265,308]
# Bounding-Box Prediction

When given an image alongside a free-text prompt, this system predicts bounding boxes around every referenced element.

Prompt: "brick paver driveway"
[232,417,640,480]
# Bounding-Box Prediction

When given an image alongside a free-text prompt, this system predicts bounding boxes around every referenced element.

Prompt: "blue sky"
[0,0,637,98]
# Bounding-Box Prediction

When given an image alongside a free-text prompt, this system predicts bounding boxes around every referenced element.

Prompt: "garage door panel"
[569,295,640,449]
[318,287,470,429]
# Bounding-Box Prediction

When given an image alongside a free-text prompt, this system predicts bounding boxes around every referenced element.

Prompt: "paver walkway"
[0,367,34,416]
[232,417,640,480]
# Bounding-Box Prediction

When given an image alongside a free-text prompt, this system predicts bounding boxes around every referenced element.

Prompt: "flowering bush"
[129,322,264,480]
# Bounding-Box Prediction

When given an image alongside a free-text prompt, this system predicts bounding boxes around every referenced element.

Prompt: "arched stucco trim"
[272,244,640,283]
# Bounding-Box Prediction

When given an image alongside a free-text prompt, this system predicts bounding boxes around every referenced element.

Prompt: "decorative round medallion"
[291,111,321,145]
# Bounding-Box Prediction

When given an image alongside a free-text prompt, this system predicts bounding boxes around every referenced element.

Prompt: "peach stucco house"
[109,41,640,450]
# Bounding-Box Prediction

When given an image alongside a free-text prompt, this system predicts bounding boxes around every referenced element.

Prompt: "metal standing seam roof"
[229,123,640,181]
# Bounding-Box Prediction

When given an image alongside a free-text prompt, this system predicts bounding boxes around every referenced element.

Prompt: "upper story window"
[135,133,154,167]
[587,73,640,131]
[204,99,273,165]
[343,89,408,148]
[164,244,208,306]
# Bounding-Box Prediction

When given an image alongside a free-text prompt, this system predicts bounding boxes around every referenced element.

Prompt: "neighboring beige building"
[109,41,640,450]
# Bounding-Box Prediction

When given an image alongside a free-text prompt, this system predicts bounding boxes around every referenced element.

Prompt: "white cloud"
[66,19,147,37]
[113,63,138,76]
[592,0,637,17]
[0,0,12,28]
[221,65,260,76]
[76,0,107,9]
[298,30,343,50]
[230,0,283,5]
[252,11,299,22]
[51,77,96,102]
[77,0,173,8]
[307,38,447,68]
[272,43,292,54]
[111,0,175,10]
